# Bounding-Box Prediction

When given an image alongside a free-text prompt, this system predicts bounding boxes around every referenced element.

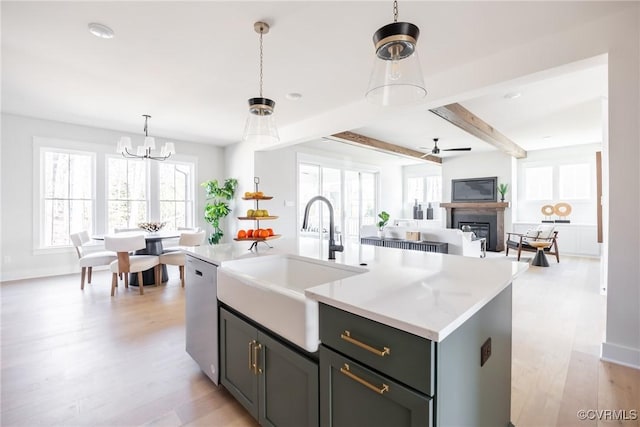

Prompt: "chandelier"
[116,115,175,161]
[242,21,279,144]
[365,0,427,106]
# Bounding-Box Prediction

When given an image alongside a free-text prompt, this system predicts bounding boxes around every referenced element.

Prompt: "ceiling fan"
[420,138,472,157]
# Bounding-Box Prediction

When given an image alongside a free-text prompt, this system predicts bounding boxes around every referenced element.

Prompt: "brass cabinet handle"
[340,330,391,357]
[248,340,256,372]
[253,343,262,375]
[340,363,389,395]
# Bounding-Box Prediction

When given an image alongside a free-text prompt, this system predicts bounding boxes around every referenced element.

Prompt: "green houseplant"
[497,183,508,202]
[377,211,390,231]
[202,178,238,244]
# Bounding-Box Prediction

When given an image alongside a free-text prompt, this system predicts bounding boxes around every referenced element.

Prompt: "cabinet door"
[258,332,319,427]
[220,308,259,419]
[320,346,431,427]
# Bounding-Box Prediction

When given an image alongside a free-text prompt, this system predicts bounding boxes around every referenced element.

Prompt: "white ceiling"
[1,1,619,158]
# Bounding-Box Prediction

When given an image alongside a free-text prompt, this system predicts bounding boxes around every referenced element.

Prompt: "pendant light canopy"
[366,1,427,106]
[243,21,279,144]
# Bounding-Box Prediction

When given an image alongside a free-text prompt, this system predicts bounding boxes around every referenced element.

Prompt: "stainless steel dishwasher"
[185,254,219,384]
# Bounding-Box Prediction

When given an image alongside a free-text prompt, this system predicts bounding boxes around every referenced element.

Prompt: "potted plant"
[202,178,238,244]
[497,183,509,202]
[377,211,390,238]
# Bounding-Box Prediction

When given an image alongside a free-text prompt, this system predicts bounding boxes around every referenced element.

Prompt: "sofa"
[361,225,485,258]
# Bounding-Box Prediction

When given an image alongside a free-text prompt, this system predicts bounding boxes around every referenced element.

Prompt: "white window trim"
[33,136,100,255]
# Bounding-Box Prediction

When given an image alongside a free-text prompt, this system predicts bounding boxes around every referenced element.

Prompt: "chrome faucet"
[301,195,344,260]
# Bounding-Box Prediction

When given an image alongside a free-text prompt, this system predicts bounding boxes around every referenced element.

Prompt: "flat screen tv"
[451,177,497,202]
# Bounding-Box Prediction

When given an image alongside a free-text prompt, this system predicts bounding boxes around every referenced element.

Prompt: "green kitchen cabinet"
[319,284,513,427]
[220,307,319,427]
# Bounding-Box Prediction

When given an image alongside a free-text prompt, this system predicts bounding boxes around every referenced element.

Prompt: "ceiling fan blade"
[443,147,472,151]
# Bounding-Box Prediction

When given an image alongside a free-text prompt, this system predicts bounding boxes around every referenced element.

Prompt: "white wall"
[515,144,600,224]
[0,113,224,281]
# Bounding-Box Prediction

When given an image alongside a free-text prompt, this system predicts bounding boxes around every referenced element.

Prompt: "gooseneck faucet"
[301,196,344,260]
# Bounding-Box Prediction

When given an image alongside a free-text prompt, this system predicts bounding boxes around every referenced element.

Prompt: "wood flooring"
[1,255,638,427]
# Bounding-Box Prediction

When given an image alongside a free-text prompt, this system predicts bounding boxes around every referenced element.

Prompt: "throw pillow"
[535,224,556,240]
[523,228,540,244]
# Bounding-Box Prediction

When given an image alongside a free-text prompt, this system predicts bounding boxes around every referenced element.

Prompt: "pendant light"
[116,115,175,161]
[243,21,279,144]
[365,1,427,106]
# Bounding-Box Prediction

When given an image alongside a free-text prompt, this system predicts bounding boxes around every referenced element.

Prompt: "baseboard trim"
[601,342,640,370]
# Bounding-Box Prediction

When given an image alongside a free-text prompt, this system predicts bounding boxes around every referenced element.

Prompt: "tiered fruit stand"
[235,177,280,250]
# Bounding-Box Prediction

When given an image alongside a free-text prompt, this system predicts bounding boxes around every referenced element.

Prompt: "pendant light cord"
[393,0,398,22]
[259,30,264,97]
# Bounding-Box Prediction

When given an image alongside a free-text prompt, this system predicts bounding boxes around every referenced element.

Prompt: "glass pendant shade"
[242,97,279,144]
[366,21,427,106]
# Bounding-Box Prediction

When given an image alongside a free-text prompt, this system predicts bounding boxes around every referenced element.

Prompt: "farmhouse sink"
[217,254,367,352]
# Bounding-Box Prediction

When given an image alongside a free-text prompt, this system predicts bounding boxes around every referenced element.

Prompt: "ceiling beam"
[330,131,442,164]
[429,103,527,159]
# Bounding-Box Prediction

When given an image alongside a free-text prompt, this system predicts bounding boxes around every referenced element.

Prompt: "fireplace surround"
[440,202,508,251]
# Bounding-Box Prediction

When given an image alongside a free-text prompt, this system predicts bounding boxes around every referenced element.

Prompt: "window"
[107,157,148,231]
[407,177,425,203]
[524,166,553,200]
[40,148,94,247]
[159,162,195,229]
[559,163,590,199]
[299,162,378,243]
[405,174,441,217]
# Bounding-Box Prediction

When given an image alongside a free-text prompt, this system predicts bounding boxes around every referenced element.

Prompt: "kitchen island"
[184,238,527,427]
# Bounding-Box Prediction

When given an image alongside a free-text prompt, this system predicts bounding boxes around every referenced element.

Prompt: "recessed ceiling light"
[88,23,114,39]
[286,92,303,101]
[503,92,521,100]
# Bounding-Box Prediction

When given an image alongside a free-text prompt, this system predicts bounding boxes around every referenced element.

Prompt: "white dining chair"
[104,234,161,296]
[159,230,206,287]
[70,231,117,290]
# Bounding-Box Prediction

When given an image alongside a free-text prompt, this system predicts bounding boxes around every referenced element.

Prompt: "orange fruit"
[267,228,274,236]
[255,191,264,198]
[259,229,269,238]
[246,229,254,238]
[237,230,247,239]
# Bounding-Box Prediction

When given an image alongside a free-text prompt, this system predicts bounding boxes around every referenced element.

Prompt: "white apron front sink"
[217,254,367,352]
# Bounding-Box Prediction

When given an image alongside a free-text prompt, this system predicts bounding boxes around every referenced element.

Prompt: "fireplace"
[440,202,508,252]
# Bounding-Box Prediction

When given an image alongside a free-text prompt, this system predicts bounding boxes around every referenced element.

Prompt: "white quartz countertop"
[185,238,528,342]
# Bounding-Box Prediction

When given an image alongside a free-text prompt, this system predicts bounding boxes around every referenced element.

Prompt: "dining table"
[93,230,181,286]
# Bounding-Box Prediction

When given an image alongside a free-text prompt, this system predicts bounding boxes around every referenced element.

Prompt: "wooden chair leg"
[111,273,117,296]
[505,245,510,256]
[180,265,185,287]
[155,265,160,287]
[554,240,560,263]
[81,267,87,290]
[517,246,522,261]
[138,272,144,295]
[124,274,129,288]
[87,267,93,284]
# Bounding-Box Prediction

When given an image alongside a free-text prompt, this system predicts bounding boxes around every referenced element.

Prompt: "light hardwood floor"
[1,255,638,427]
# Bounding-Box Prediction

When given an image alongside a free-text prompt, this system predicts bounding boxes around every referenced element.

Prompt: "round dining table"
[93,231,180,286]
